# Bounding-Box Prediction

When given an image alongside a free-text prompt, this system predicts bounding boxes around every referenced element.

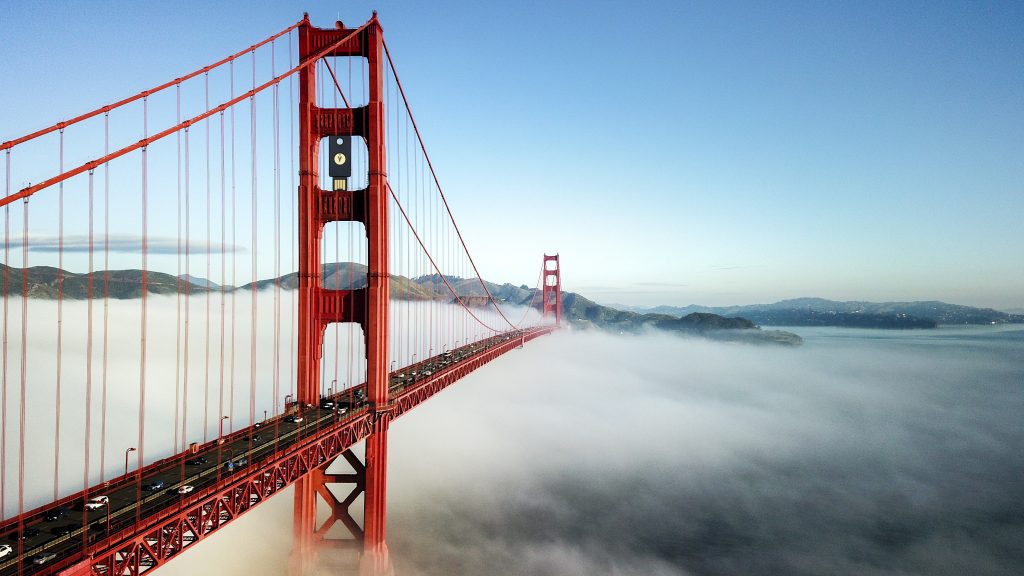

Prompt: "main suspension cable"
[381,38,519,330]
[0,20,303,152]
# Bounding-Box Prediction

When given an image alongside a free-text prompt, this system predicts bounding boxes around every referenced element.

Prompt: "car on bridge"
[225,458,248,472]
[51,524,77,536]
[285,414,304,424]
[177,485,195,495]
[319,399,335,410]
[32,551,57,565]
[43,507,68,521]
[185,456,209,466]
[15,527,40,540]
[142,480,166,492]
[0,544,12,559]
[85,495,109,510]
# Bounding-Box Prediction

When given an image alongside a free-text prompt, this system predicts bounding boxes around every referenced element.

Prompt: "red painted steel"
[543,254,562,325]
[296,12,391,570]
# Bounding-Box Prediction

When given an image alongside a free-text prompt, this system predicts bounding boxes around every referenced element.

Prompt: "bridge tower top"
[542,254,562,326]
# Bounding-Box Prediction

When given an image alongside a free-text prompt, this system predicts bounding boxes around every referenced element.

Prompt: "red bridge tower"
[542,254,562,325]
[293,13,391,574]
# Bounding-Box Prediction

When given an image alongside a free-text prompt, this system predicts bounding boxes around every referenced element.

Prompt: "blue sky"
[1,1,1022,309]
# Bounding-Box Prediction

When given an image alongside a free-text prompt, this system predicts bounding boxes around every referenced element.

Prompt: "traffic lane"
[2,402,354,571]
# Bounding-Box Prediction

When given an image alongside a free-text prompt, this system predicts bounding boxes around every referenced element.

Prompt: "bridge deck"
[0,327,554,576]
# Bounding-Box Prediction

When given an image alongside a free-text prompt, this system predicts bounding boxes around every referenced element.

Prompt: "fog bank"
[147,327,1024,575]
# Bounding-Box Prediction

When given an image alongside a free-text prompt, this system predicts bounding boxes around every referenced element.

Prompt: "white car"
[85,495,109,510]
[177,485,194,495]
[0,544,13,559]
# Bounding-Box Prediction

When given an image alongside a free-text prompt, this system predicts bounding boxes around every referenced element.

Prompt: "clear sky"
[1,1,1022,310]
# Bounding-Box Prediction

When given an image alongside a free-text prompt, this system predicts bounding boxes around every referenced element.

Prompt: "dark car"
[17,527,41,540]
[51,524,77,536]
[142,480,166,492]
[184,456,209,466]
[319,399,335,410]
[43,508,68,521]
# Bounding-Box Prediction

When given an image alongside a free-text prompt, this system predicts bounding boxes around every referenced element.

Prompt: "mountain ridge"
[631,297,1024,327]
[0,263,802,345]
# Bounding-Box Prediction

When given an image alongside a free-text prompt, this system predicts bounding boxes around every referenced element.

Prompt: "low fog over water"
[0,296,540,513]
[152,325,1024,576]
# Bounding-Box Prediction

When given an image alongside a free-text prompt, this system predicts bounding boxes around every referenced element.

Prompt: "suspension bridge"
[0,13,561,576]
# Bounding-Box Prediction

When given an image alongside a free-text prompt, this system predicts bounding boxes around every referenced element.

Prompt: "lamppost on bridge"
[124,447,136,477]
[285,394,293,412]
[219,416,230,442]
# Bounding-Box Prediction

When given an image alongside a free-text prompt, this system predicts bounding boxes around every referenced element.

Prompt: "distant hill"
[0,263,540,307]
[561,292,802,346]
[638,297,1024,327]
[178,274,227,290]
[0,264,200,299]
[0,262,801,345]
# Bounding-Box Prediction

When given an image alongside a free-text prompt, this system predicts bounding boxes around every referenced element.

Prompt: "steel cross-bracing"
[0,12,561,576]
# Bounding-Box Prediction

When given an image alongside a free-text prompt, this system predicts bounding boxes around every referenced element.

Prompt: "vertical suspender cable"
[18,197,28,558]
[1,151,8,521]
[405,102,411,361]
[174,83,182,454]
[205,72,212,442]
[82,168,94,547]
[55,128,64,501]
[138,95,150,520]
[182,125,191,448]
[230,60,237,432]
[273,41,282,415]
[101,113,110,481]
[219,109,226,445]
[250,49,258,430]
